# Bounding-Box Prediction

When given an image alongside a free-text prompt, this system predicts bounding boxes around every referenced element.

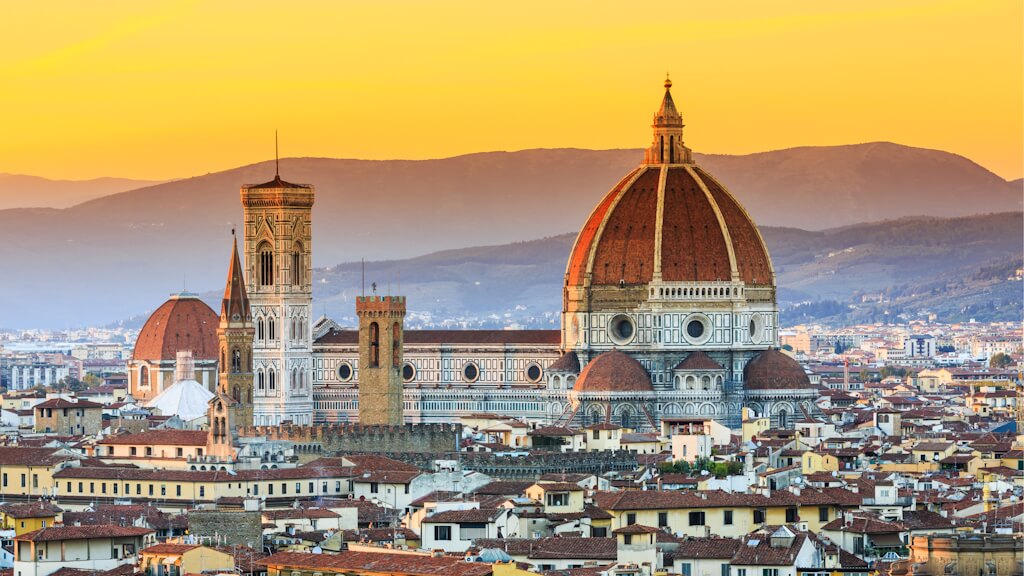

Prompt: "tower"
[241,166,315,426]
[209,234,255,460]
[356,295,406,425]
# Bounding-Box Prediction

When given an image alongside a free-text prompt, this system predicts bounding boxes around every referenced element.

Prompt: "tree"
[82,374,103,388]
[990,353,1013,369]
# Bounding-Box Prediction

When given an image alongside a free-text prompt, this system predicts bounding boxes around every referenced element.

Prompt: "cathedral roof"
[573,350,653,394]
[743,349,814,391]
[221,237,250,322]
[132,294,218,362]
[673,351,723,371]
[565,81,773,290]
[315,329,560,346]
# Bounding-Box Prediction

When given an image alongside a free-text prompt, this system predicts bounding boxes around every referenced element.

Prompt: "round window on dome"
[749,314,764,344]
[402,363,416,382]
[526,363,543,383]
[683,315,712,345]
[609,314,636,345]
[463,362,480,383]
[336,362,353,382]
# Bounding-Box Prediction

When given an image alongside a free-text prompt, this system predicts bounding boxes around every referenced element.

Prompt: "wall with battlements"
[237,423,460,454]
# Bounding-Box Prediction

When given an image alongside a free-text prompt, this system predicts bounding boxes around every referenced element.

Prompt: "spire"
[643,75,692,165]
[221,231,251,321]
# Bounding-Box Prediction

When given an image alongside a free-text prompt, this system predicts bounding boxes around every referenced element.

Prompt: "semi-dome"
[132,293,218,362]
[565,81,773,291]
[573,350,653,393]
[743,349,813,390]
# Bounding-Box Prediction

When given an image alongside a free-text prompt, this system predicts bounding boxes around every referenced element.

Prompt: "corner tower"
[241,168,315,426]
[217,234,255,425]
[356,295,406,425]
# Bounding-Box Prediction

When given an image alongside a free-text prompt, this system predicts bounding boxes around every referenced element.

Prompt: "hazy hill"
[0,143,1020,328]
[116,212,1021,331]
[0,174,164,210]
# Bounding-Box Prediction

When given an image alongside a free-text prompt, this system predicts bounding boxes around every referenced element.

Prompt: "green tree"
[82,374,103,388]
[990,353,1013,369]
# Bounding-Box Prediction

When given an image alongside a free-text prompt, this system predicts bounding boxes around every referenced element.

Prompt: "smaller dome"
[744,349,812,390]
[673,351,723,371]
[549,351,581,374]
[574,350,653,393]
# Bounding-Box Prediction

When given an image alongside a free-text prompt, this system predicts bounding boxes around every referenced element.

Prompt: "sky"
[1,0,1021,181]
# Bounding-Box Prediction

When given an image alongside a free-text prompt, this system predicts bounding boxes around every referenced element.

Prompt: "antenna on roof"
[361,258,365,297]
[275,130,280,177]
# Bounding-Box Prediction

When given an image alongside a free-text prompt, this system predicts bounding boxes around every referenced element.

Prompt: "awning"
[870,533,904,547]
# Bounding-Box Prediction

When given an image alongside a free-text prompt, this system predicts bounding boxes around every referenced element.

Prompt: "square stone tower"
[356,295,406,425]
[240,173,314,426]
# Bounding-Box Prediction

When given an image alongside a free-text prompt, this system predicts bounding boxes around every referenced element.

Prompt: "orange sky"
[1,0,1021,181]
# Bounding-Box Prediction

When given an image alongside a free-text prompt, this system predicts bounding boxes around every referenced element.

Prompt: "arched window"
[258,242,274,287]
[621,410,632,429]
[231,348,241,373]
[257,318,265,341]
[369,322,380,368]
[292,242,303,286]
[268,369,276,391]
[268,317,275,340]
[257,369,265,391]
[232,386,240,403]
[702,375,711,391]
[778,409,789,428]
[139,366,149,388]
[291,318,296,341]
[392,322,400,367]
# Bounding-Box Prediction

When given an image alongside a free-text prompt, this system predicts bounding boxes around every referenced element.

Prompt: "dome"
[743,349,813,390]
[573,350,653,393]
[132,293,218,362]
[566,165,773,288]
[144,378,215,421]
[565,81,773,292]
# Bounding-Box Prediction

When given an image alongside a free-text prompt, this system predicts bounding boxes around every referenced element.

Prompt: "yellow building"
[524,482,585,514]
[94,429,211,469]
[741,408,770,442]
[596,487,863,538]
[802,451,839,474]
[0,502,62,536]
[140,543,235,575]
[0,446,80,499]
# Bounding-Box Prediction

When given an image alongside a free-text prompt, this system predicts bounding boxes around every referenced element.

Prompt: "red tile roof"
[259,550,493,576]
[35,398,103,409]
[17,525,153,542]
[316,329,559,346]
[574,350,652,394]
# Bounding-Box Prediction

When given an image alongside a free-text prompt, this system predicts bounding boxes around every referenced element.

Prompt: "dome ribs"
[566,167,644,286]
[132,296,219,362]
[695,168,774,285]
[660,168,731,282]
[591,169,660,286]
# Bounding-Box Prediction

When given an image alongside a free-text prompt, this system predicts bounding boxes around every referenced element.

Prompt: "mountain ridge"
[1,143,1020,328]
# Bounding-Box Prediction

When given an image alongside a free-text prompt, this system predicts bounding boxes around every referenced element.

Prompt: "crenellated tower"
[356,295,406,425]
[241,166,315,426]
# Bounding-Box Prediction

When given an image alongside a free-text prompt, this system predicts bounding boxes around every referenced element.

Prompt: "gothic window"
[232,386,240,403]
[621,410,632,429]
[231,348,241,373]
[268,317,275,340]
[702,375,711,391]
[291,318,296,341]
[257,370,265,391]
[369,322,380,368]
[258,242,274,287]
[292,242,303,286]
[778,409,789,428]
[268,369,276,391]
[257,318,265,341]
[392,322,400,367]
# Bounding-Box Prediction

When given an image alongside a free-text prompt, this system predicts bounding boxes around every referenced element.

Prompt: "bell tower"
[241,163,315,426]
[209,233,255,460]
[356,294,406,426]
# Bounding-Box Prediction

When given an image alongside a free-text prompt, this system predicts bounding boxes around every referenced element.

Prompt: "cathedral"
[129,79,817,431]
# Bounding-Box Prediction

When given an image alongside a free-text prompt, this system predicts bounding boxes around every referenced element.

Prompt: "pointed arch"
[257,241,274,287]
[369,322,380,368]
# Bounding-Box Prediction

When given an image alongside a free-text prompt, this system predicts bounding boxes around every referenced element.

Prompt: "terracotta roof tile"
[17,525,153,541]
[259,550,492,576]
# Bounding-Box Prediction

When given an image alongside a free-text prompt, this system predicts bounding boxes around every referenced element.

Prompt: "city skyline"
[0,0,1021,181]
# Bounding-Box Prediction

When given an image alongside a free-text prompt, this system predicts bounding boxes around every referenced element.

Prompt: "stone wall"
[187,509,264,548]
[238,423,460,454]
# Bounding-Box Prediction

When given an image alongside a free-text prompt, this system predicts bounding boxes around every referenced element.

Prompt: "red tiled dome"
[566,165,773,288]
[132,294,218,362]
[573,350,653,393]
[743,349,812,390]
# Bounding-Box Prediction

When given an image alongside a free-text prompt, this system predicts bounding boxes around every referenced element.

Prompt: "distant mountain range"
[0,174,165,210]
[0,143,1020,328]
